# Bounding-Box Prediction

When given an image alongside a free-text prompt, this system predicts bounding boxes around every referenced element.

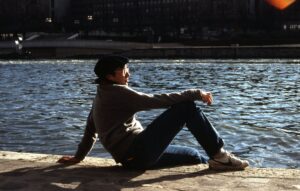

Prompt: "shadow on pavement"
[0,162,222,190]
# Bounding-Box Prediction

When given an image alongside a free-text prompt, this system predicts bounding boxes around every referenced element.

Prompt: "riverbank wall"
[0,151,299,191]
[1,40,300,59]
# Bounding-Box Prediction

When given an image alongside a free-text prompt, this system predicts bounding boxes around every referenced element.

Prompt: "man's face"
[107,64,130,85]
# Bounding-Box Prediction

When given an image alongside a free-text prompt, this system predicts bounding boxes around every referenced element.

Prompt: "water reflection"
[0,59,299,168]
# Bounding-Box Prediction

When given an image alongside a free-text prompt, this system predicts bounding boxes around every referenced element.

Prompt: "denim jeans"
[121,101,224,169]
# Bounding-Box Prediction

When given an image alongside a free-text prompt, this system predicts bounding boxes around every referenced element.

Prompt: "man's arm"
[57,110,97,164]
[122,86,213,111]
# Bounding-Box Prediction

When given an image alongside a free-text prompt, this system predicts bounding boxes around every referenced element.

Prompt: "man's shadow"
[0,161,222,191]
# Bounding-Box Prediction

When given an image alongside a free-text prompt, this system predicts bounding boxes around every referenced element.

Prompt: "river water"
[0,59,299,168]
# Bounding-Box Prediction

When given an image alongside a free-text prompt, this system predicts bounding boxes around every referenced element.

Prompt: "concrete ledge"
[0,151,299,191]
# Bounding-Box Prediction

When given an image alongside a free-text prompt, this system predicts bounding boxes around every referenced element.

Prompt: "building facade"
[70,0,254,41]
[0,0,49,33]
[70,0,300,42]
[0,0,70,39]
[1,0,299,42]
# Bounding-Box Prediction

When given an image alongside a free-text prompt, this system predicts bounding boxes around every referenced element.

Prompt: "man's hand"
[201,91,213,105]
[57,156,81,165]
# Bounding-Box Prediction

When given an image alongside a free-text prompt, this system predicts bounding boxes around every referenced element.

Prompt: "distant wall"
[125,47,300,59]
[2,44,300,59]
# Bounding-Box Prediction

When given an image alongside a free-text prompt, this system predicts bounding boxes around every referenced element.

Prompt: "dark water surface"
[0,59,299,168]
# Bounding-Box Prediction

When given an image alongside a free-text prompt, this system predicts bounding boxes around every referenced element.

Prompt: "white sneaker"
[208,151,249,170]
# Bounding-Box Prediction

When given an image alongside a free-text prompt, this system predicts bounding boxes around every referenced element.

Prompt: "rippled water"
[0,59,299,168]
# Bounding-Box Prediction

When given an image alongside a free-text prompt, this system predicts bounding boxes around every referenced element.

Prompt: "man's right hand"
[57,156,81,165]
[200,91,213,105]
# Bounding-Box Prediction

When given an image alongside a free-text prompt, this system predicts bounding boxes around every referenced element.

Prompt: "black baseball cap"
[94,55,129,79]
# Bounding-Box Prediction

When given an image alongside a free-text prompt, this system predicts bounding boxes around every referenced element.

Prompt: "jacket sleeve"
[74,110,97,160]
[122,86,203,111]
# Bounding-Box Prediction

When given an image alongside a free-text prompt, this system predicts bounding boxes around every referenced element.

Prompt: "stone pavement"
[0,151,299,191]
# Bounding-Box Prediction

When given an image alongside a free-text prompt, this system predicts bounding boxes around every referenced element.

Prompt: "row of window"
[71,0,300,23]
[72,0,241,8]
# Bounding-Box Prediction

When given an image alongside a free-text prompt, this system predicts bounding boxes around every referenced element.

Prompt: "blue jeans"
[121,101,224,169]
